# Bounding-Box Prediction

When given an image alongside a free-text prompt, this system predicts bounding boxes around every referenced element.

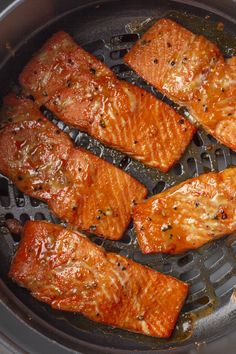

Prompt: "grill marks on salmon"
[133,168,236,254]
[19,31,196,172]
[9,221,188,337]
[124,18,221,104]
[189,57,236,151]
[0,94,147,240]
[124,18,235,151]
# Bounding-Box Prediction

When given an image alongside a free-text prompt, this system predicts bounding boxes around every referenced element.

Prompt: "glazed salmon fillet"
[133,168,236,254]
[9,221,188,337]
[125,18,236,151]
[189,57,236,151]
[124,18,221,104]
[19,31,196,172]
[0,94,147,239]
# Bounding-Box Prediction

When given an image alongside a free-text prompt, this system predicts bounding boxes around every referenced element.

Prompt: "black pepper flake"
[169,234,173,239]
[134,140,138,144]
[141,93,144,97]
[178,118,185,125]
[17,175,23,181]
[197,98,201,102]
[141,39,151,46]
[72,206,77,211]
[167,42,172,48]
[96,215,101,220]
[34,71,37,75]
[147,217,152,221]
[38,118,43,122]
[170,60,176,66]
[153,58,158,64]
[121,266,126,271]
[228,113,232,116]
[132,199,137,206]
[221,88,225,92]
[67,80,72,88]
[183,56,188,61]
[99,119,106,128]
[221,210,227,220]
[204,106,208,112]
[137,315,144,321]
[55,130,61,135]
[161,224,172,232]
[195,202,199,207]
[78,167,82,172]
[96,313,100,316]
[67,58,74,65]
[140,226,145,231]
[90,67,96,75]
[89,225,97,231]
[173,206,178,210]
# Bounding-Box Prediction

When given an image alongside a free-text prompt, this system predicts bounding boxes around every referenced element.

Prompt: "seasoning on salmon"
[133,168,236,254]
[19,31,196,172]
[124,18,221,104]
[0,94,147,240]
[189,57,236,151]
[9,220,188,337]
[124,18,236,151]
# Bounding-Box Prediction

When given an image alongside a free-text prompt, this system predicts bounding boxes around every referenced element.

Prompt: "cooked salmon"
[124,18,236,151]
[133,168,236,254]
[124,18,221,104]
[0,94,147,240]
[9,220,188,337]
[19,31,196,172]
[189,57,236,151]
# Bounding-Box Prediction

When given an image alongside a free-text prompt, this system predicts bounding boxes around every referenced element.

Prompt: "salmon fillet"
[124,18,221,104]
[189,57,236,151]
[124,18,236,151]
[19,31,196,172]
[133,168,236,254]
[9,221,188,337]
[0,94,147,239]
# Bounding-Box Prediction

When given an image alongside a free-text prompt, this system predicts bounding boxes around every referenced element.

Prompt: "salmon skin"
[124,18,236,152]
[189,57,236,151]
[9,220,188,337]
[19,31,196,172]
[133,168,236,254]
[0,94,147,240]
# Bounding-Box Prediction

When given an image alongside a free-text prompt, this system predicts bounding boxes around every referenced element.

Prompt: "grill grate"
[0,5,236,351]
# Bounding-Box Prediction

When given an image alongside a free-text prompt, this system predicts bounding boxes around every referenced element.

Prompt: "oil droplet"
[171,312,195,341]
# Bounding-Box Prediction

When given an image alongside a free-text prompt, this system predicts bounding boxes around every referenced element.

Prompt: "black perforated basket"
[0,1,236,353]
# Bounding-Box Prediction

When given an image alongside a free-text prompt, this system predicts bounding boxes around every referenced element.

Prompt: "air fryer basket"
[0,0,236,353]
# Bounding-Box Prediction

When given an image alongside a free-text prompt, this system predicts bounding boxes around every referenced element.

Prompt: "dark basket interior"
[0,0,236,352]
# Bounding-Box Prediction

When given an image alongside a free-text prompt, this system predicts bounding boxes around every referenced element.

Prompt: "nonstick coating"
[0,0,236,353]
